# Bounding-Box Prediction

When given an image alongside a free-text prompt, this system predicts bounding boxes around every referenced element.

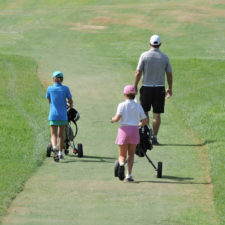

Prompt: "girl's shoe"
[53,151,59,162]
[125,176,134,182]
[118,165,125,180]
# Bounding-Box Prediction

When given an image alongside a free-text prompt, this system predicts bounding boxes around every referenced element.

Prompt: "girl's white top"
[116,99,146,126]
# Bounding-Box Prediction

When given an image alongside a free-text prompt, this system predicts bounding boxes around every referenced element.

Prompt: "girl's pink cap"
[123,85,136,94]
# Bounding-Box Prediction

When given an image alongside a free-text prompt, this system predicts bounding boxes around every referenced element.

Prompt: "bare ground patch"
[68,22,107,33]
[3,0,26,10]
[67,2,225,36]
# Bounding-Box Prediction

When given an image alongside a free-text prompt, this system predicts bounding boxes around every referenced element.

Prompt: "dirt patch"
[68,22,107,33]
[161,6,225,24]
[191,135,212,184]
[91,15,151,29]
[73,3,225,36]
[6,0,25,10]
[37,71,50,88]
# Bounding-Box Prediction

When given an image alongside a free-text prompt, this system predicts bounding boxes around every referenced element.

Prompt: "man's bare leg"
[144,112,149,125]
[152,113,161,145]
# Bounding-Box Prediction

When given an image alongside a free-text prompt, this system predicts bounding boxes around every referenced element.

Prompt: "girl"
[46,71,73,162]
[111,85,147,182]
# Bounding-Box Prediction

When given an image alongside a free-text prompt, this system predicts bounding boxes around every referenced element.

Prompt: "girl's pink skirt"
[115,126,140,145]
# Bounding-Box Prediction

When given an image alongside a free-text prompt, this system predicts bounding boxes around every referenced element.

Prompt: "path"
[2,101,219,225]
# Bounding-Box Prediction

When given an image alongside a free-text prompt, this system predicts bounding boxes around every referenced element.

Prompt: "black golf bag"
[135,126,153,157]
[67,107,80,124]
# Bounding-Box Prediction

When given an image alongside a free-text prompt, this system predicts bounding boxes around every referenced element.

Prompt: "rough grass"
[172,59,225,223]
[0,54,49,217]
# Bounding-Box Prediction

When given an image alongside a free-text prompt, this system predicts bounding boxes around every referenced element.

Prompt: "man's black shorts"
[140,86,166,113]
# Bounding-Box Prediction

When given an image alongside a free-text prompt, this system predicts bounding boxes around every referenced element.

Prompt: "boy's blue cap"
[52,71,63,78]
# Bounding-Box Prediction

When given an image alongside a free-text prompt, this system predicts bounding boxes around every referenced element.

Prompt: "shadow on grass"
[135,175,211,185]
[159,140,216,147]
[61,155,117,164]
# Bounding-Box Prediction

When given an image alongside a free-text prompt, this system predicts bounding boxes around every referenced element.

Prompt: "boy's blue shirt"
[46,83,72,121]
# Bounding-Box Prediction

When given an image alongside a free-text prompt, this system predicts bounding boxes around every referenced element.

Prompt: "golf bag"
[46,107,83,159]
[135,126,153,157]
[67,107,80,124]
[64,107,83,157]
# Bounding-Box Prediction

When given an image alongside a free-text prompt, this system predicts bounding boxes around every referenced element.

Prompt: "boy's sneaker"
[59,154,65,160]
[124,176,134,182]
[118,165,125,181]
[152,136,160,145]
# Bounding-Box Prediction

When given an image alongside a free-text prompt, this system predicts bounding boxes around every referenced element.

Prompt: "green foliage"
[0,55,49,216]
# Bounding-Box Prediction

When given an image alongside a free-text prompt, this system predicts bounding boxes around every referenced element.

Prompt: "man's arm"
[166,71,173,98]
[134,70,142,93]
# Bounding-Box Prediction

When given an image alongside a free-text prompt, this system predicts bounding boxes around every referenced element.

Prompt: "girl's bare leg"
[51,126,58,148]
[118,144,128,165]
[127,144,137,175]
[58,125,65,153]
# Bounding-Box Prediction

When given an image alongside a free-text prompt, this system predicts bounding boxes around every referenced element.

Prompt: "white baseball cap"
[150,34,161,46]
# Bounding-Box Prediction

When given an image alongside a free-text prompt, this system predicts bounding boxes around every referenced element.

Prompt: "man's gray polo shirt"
[136,48,172,87]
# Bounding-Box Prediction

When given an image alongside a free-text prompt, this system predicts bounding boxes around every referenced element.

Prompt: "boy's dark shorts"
[140,86,166,113]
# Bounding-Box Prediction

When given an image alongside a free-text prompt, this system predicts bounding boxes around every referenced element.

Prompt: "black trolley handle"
[142,149,158,171]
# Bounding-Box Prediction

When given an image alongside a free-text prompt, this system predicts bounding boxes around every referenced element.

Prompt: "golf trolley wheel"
[157,161,163,178]
[46,143,52,157]
[64,149,69,155]
[77,143,83,158]
[114,160,119,177]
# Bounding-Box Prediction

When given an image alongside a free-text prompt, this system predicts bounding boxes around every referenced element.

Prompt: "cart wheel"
[77,143,83,158]
[46,143,52,157]
[157,161,163,178]
[114,160,119,177]
[64,149,69,155]
[65,142,69,150]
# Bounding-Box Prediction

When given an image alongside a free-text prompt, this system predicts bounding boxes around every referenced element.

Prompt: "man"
[134,34,173,145]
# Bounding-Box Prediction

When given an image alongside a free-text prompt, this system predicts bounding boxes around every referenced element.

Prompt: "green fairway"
[0,0,224,224]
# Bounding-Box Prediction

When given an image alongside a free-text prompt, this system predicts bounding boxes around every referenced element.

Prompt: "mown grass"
[0,54,49,217]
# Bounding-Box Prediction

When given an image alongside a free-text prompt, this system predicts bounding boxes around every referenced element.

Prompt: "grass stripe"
[0,54,49,217]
